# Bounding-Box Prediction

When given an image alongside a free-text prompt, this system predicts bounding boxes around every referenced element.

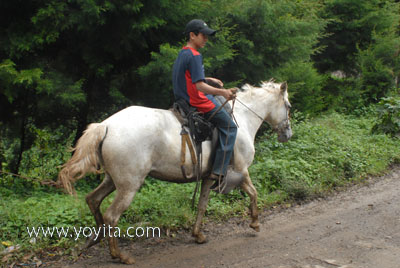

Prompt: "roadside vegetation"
[2,108,400,261]
[1,0,400,264]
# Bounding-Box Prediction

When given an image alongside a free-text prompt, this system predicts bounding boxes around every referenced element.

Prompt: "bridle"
[235,97,291,133]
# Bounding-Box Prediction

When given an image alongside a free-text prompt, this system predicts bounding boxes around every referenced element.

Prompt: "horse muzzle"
[277,124,293,143]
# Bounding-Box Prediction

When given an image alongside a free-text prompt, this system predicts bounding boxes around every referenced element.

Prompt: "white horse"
[58,80,292,264]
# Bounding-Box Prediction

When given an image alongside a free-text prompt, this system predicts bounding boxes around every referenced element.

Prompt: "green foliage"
[0,132,20,173]
[219,0,327,86]
[250,112,400,200]
[313,0,400,111]
[372,95,400,136]
[137,44,180,108]
[357,30,400,103]
[314,0,400,74]
[0,126,74,194]
[0,59,43,102]
[0,191,93,246]
[322,75,365,112]
[227,0,327,114]
[19,126,73,181]
[274,61,326,115]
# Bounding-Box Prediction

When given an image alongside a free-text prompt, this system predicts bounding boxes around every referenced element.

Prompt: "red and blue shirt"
[172,46,216,113]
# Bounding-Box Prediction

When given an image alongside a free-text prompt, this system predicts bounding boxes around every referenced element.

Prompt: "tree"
[357,28,400,102]
[0,0,208,172]
[312,0,400,109]
[314,0,399,75]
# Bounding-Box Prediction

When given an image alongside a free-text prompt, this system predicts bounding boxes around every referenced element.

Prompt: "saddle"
[172,98,214,181]
[173,99,216,141]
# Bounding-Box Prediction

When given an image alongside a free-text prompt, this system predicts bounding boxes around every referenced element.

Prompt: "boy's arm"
[196,81,237,100]
[205,77,223,88]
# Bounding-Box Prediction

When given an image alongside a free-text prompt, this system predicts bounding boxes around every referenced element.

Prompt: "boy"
[172,19,237,186]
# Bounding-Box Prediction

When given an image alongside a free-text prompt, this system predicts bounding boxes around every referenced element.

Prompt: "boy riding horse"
[172,19,238,189]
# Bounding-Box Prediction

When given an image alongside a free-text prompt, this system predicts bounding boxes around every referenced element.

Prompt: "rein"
[235,97,291,132]
[207,95,271,126]
[235,98,268,124]
[207,98,230,121]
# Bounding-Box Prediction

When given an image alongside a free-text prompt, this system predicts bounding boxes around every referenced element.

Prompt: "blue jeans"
[204,103,237,176]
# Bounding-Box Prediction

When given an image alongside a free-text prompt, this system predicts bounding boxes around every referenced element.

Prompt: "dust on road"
[52,167,400,268]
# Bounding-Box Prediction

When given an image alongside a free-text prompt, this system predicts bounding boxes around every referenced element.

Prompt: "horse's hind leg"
[84,174,116,248]
[103,179,143,264]
[192,178,215,244]
[240,171,260,232]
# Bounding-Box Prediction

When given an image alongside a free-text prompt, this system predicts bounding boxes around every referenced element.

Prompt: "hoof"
[194,233,208,244]
[250,222,260,232]
[120,251,135,264]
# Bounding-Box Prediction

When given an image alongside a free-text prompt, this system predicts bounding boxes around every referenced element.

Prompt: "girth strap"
[180,128,197,179]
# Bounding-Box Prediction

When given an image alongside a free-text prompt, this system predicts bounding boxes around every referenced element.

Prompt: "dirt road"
[54,168,400,268]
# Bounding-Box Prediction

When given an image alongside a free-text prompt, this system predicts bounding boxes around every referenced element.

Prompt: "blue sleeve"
[188,54,205,83]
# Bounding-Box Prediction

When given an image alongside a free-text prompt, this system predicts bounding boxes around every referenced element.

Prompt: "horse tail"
[57,123,108,195]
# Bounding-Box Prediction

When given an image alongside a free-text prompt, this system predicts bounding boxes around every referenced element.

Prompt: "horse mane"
[239,79,280,100]
[260,79,282,92]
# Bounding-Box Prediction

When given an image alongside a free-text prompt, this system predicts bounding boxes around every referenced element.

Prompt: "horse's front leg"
[240,171,260,232]
[192,178,214,243]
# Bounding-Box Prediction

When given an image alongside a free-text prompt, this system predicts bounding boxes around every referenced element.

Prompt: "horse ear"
[280,82,288,94]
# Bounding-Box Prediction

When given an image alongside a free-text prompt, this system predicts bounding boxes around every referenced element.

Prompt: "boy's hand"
[222,88,238,100]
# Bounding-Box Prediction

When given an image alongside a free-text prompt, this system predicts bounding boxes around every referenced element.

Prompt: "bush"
[274,61,326,115]
[357,41,397,103]
[0,125,75,194]
[322,76,365,113]
[250,112,400,200]
[372,95,400,136]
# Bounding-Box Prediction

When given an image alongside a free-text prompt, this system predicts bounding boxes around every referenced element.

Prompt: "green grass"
[251,112,400,201]
[1,111,400,257]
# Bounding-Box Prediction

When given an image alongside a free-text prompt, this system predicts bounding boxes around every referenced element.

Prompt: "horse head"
[261,81,293,142]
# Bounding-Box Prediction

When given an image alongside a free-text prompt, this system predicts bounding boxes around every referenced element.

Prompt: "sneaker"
[209,175,226,193]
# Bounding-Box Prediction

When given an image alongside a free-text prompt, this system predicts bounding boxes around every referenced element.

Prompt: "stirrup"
[210,168,245,194]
